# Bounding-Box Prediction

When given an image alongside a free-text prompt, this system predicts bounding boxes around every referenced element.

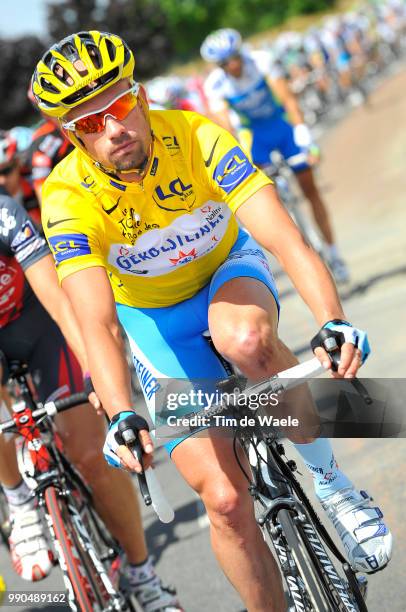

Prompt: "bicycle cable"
[250,435,290,486]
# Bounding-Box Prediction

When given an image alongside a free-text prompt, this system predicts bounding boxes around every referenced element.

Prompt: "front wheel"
[45,485,126,611]
[45,486,94,611]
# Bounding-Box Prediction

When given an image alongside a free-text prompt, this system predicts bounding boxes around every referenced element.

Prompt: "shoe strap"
[352,506,385,543]
[354,521,389,544]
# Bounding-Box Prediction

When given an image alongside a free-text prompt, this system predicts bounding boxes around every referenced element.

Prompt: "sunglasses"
[62,83,140,135]
[0,162,17,177]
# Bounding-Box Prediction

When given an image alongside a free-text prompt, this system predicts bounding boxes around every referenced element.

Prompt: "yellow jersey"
[42,110,271,308]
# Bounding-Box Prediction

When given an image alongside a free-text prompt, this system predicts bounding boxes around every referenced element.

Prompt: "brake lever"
[118,422,174,523]
[316,330,373,405]
[119,427,152,506]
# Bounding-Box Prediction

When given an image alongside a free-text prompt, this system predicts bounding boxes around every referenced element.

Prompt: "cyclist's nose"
[104,114,127,138]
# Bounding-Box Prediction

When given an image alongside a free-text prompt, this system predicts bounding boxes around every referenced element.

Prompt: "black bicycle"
[0,360,133,612]
[123,344,374,612]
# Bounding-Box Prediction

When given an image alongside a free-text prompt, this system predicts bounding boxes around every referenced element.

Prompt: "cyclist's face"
[0,160,20,196]
[64,79,152,179]
[221,55,243,77]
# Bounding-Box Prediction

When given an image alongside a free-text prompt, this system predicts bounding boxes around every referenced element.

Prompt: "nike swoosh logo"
[102,196,121,215]
[46,217,79,229]
[204,136,220,167]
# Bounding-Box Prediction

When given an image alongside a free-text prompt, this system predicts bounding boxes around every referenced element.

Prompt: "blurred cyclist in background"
[26,86,73,206]
[0,130,40,227]
[201,28,350,283]
[146,75,204,113]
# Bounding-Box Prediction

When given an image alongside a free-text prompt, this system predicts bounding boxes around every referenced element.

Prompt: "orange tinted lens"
[75,92,138,134]
[108,92,138,119]
[75,114,105,134]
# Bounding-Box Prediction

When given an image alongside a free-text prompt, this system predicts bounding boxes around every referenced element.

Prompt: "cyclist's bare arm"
[25,254,88,372]
[61,266,153,470]
[269,76,305,125]
[208,105,238,137]
[236,184,360,377]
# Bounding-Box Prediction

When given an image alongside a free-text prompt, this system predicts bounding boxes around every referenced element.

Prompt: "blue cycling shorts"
[116,228,279,456]
[250,115,309,172]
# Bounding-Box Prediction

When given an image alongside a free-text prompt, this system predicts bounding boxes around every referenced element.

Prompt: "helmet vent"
[105,39,116,62]
[53,62,74,86]
[60,41,79,61]
[40,76,60,94]
[88,46,102,69]
[61,67,119,105]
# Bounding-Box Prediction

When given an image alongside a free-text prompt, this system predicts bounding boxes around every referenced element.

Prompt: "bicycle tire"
[45,485,94,612]
[59,453,120,561]
[46,477,129,612]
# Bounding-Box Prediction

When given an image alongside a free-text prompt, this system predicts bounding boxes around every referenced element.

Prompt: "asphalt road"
[1,63,406,611]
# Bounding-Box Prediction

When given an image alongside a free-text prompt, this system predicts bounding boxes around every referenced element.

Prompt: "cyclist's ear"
[138,85,151,126]
[139,84,148,105]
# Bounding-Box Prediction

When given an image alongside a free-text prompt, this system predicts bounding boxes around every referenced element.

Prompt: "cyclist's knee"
[65,444,108,482]
[216,320,278,376]
[202,483,253,534]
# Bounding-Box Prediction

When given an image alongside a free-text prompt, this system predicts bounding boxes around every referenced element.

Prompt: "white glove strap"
[293,123,312,148]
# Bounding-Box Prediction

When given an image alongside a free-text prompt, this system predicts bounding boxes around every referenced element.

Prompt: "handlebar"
[0,391,89,434]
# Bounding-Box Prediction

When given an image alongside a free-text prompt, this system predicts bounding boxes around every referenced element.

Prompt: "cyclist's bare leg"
[339,68,352,91]
[0,385,20,488]
[294,167,334,244]
[56,405,147,564]
[0,434,20,487]
[208,277,320,443]
[172,435,285,612]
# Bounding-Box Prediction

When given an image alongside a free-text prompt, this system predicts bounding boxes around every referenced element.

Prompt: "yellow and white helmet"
[31,30,135,118]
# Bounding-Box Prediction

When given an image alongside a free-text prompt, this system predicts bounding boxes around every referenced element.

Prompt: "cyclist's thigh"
[0,305,40,363]
[116,287,228,456]
[276,117,309,173]
[208,228,280,330]
[24,306,102,454]
[26,302,83,403]
[24,303,106,458]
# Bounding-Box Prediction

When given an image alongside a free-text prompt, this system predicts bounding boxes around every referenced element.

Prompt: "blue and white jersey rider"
[203,49,284,128]
[201,29,311,171]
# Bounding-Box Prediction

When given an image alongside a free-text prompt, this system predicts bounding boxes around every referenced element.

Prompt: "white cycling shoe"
[121,559,183,612]
[321,487,392,574]
[9,503,53,581]
[328,256,350,284]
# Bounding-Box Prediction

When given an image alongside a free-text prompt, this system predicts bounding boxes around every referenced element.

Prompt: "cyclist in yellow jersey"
[33,31,391,610]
